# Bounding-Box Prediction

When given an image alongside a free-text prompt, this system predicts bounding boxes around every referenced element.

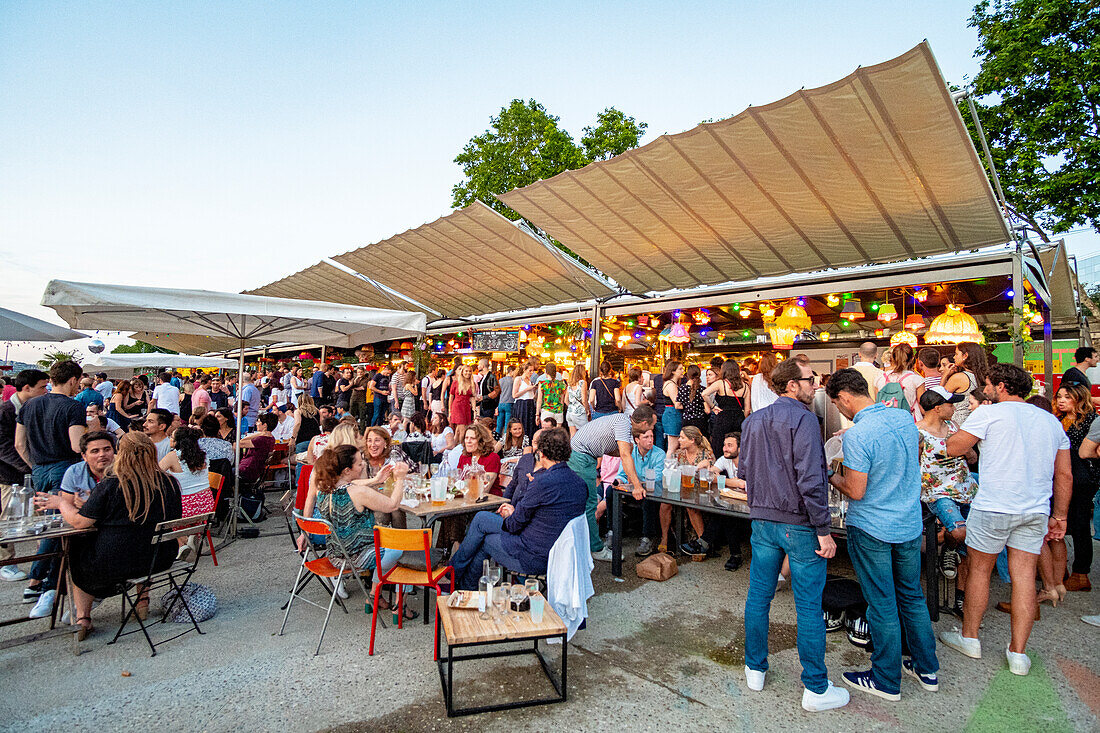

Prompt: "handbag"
[160,582,217,623]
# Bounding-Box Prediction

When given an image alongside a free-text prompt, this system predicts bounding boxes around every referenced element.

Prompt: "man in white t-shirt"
[93,373,114,402]
[851,343,884,400]
[151,372,181,416]
[939,363,1071,676]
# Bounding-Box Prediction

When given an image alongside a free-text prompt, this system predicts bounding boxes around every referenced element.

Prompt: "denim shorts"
[930,497,969,531]
[966,509,1048,556]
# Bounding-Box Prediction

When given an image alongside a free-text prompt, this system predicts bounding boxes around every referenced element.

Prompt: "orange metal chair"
[369,526,454,658]
[279,512,370,656]
[261,443,292,494]
[206,472,225,566]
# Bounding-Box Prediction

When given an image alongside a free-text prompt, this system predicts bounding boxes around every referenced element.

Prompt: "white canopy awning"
[498,42,1010,294]
[0,307,86,343]
[243,261,428,314]
[332,201,614,319]
[42,280,426,354]
[82,352,238,377]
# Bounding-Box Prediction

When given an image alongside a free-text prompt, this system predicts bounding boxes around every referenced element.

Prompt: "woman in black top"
[678,364,708,436]
[702,360,750,458]
[293,394,322,452]
[124,377,148,421]
[35,432,182,638]
[588,361,621,420]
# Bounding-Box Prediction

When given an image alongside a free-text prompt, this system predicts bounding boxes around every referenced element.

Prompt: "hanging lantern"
[904,314,925,331]
[659,323,690,343]
[637,315,649,326]
[890,330,918,347]
[769,303,809,350]
[692,309,710,325]
[877,303,898,323]
[826,294,840,307]
[926,304,983,344]
[739,308,751,318]
[913,288,929,303]
[819,331,831,342]
[760,304,777,319]
[839,298,865,320]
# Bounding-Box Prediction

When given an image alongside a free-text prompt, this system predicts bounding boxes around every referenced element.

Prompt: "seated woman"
[34,432,183,639]
[159,426,212,561]
[238,413,277,489]
[305,445,416,619]
[457,422,502,496]
[214,407,237,442]
[362,426,407,529]
[669,425,713,555]
[450,427,587,589]
[197,414,234,481]
[495,418,530,482]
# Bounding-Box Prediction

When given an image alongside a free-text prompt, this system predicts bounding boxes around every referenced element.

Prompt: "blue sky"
[1,1,1096,360]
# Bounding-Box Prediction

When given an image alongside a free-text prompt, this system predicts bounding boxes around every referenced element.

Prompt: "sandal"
[76,616,93,641]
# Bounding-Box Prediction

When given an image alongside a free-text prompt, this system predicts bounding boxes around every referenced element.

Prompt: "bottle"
[4,485,23,522]
[478,575,491,619]
[17,476,34,528]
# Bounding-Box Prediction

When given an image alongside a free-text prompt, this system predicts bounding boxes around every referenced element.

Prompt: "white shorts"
[965,509,1048,556]
[567,411,589,429]
[540,410,564,427]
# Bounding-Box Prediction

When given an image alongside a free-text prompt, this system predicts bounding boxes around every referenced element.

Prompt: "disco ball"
[88,339,106,354]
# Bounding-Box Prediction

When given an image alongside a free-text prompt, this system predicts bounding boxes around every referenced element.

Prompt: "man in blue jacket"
[504,429,544,505]
[451,428,587,589]
[738,357,848,712]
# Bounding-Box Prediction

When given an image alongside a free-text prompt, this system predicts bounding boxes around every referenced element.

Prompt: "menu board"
[472,330,520,353]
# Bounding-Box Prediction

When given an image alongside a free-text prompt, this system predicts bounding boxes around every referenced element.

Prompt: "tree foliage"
[36,349,81,369]
[962,0,1100,240]
[111,340,177,354]
[451,99,647,218]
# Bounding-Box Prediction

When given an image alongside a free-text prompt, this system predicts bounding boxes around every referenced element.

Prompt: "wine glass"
[510,583,526,620]
[487,563,502,587]
[524,577,540,600]
[494,582,510,623]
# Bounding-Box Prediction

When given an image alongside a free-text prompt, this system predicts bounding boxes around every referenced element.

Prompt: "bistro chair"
[206,472,225,566]
[369,526,454,658]
[279,512,370,656]
[281,464,316,549]
[260,443,293,498]
[108,512,214,657]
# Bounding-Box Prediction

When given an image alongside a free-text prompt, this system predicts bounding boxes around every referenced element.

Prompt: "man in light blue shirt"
[612,425,663,557]
[827,368,939,702]
[240,373,261,433]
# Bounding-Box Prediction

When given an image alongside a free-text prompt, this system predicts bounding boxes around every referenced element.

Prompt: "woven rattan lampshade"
[925,304,982,344]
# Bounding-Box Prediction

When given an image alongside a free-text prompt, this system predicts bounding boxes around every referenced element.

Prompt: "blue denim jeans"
[496,402,513,437]
[372,398,388,426]
[591,410,618,422]
[29,461,76,591]
[744,520,828,693]
[567,451,602,552]
[451,512,525,590]
[846,525,939,695]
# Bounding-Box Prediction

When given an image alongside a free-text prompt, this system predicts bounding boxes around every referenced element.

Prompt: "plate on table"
[445,590,484,610]
[720,488,748,502]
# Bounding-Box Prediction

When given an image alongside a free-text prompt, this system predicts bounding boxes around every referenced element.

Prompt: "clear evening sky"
[2,1,1095,361]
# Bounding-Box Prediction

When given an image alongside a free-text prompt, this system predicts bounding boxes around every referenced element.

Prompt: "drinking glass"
[487,564,502,587]
[478,576,491,620]
[529,593,545,624]
[524,578,540,598]
[510,583,526,620]
[494,582,510,623]
[643,467,655,491]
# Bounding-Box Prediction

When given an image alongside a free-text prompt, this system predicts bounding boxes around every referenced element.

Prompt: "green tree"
[36,349,81,369]
[962,0,1100,241]
[451,99,647,218]
[581,108,648,162]
[111,340,177,354]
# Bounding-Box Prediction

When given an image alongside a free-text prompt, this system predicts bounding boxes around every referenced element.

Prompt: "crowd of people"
[0,340,1096,710]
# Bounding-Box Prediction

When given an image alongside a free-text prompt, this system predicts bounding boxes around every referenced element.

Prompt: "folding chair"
[108,512,214,657]
[369,526,454,658]
[282,464,313,545]
[261,443,292,496]
[279,512,370,656]
[206,472,225,566]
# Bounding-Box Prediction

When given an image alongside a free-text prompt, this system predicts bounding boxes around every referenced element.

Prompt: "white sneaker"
[335,579,349,600]
[745,665,765,691]
[0,565,27,582]
[591,547,614,562]
[1082,614,1100,627]
[28,589,56,619]
[801,681,850,712]
[939,628,982,659]
[1006,646,1031,676]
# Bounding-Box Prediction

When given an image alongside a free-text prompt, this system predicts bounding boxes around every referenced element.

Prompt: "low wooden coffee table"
[434,592,567,717]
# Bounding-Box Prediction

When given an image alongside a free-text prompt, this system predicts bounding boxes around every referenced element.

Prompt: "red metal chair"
[278,512,370,656]
[206,472,225,566]
[369,526,454,658]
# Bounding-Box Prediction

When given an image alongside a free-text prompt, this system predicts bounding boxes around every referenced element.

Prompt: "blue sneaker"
[842,669,901,701]
[902,658,939,691]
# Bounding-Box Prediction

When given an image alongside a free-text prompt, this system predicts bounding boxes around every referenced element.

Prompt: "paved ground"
[0,524,1097,733]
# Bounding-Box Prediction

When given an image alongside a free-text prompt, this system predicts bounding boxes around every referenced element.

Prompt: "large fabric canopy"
[332,201,614,319]
[0,306,86,343]
[82,352,238,377]
[499,42,1010,294]
[42,280,426,354]
[243,261,427,314]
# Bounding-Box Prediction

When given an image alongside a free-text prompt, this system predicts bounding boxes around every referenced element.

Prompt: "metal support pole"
[1043,302,1054,397]
[1012,251,1024,367]
[588,303,602,379]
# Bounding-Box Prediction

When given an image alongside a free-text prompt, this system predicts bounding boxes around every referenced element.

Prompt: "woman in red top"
[448,364,475,435]
[456,423,501,495]
[238,413,277,484]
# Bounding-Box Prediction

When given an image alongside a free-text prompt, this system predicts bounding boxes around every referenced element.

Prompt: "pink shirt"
[2,384,15,402]
[192,387,211,410]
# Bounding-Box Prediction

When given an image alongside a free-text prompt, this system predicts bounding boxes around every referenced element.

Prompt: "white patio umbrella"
[82,352,239,378]
[42,279,426,539]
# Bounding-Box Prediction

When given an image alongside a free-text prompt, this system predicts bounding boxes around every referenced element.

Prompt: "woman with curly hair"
[669,425,714,555]
[942,342,989,425]
[457,422,502,495]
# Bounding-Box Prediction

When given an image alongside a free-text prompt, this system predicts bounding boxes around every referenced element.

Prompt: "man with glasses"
[738,357,848,711]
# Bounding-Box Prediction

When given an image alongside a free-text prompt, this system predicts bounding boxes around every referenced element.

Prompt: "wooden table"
[399,493,508,535]
[434,592,567,717]
[609,484,941,621]
[0,519,94,654]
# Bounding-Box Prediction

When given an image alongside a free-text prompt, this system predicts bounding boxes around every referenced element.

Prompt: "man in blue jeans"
[15,360,87,618]
[827,367,940,700]
[739,358,848,712]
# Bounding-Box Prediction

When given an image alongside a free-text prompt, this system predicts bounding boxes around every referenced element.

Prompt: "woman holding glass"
[660,426,713,555]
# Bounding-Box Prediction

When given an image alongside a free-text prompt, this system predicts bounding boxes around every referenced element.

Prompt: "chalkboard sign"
[472,330,520,352]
